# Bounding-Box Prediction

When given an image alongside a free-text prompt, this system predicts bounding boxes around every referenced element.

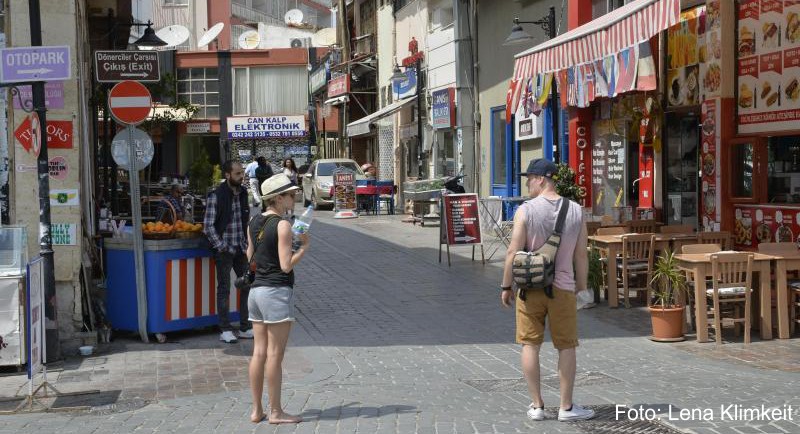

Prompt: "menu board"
[666,6,705,107]
[737,0,800,134]
[735,205,800,248]
[332,169,356,211]
[442,193,482,245]
[701,0,721,100]
[700,99,719,231]
[591,121,627,216]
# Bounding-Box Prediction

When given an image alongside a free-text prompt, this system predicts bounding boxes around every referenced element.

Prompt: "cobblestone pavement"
[0,211,798,433]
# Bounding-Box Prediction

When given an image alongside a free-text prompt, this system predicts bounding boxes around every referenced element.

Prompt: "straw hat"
[260,173,300,201]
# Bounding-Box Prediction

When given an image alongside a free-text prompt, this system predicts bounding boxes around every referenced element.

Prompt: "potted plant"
[648,249,689,342]
[587,242,603,305]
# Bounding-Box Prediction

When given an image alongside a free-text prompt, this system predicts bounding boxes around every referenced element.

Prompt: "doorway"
[664,115,699,227]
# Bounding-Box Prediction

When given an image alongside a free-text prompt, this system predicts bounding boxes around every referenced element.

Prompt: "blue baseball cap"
[519,158,557,178]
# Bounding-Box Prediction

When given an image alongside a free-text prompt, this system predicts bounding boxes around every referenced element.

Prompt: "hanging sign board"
[94,50,160,82]
[226,116,306,139]
[431,88,455,129]
[442,193,482,245]
[391,68,417,100]
[186,122,211,134]
[327,74,350,98]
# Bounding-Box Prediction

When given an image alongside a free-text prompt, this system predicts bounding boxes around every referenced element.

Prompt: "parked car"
[301,158,365,209]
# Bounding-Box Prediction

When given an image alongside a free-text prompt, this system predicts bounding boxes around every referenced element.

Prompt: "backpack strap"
[553,198,571,236]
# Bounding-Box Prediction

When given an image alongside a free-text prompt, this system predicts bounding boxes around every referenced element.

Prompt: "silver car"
[301,158,365,209]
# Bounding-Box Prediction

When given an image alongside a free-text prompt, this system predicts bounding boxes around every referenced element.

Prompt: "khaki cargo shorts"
[515,287,578,349]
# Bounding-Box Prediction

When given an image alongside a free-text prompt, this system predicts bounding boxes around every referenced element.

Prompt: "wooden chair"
[626,219,657,234]
[596,226,625,236]
[757,242,800,334]
[659,224,695,234]
[698,231,732,250]
[707,252,754,344]
[586,221,601,236]
[681,243,722,254]
[616,234,655,308]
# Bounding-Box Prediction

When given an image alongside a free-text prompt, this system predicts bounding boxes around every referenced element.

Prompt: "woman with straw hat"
[246,173,308,424]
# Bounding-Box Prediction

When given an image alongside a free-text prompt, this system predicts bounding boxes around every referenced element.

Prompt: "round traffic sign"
[111,127,154,170]
[108,80,152,125]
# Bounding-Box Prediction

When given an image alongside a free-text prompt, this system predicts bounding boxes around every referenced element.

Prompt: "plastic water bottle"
[576,290,595,310]
[291,205,314,250]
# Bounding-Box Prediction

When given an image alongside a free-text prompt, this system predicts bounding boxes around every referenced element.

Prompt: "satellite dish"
[284,9,304,25]
[313,28,337,46]
[198,22,224,48]
[238,30,260,49]
[156,25,191,47]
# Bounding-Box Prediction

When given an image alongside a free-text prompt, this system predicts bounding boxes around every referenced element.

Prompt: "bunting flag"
[585,63,596,103]
[576,66,588,108]
[604,55,617,97]
[530,75,544,116]
[506,77,521,123]
[557,70,569,109]
[537,73,553,107]
[636,40,657,91]
[614,45,639,96]
[594,59,609,98]
[567,68,577,107]
[523,77,534,118]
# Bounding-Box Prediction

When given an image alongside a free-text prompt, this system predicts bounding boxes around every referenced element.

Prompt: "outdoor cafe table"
[773,250,800,339]
[588,233,698,308]
[674,252,775,342]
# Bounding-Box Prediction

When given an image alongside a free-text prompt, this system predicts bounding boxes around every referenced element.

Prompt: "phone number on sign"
[228,131,306,139]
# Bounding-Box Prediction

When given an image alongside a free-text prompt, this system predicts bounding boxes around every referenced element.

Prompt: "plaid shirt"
[203,187,247,253]
[161,195,186,221]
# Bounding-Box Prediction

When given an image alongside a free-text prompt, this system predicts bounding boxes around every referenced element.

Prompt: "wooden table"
[773,252,800,339]
[589,233,698,308]
[674,252,775,342]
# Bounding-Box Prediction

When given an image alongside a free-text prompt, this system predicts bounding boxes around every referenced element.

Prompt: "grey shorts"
[248,286,295,323]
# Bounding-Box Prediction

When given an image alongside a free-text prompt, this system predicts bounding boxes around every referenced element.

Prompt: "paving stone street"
[0,211,798,434]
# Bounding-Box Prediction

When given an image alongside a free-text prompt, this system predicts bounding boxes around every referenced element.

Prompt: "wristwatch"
[501,286,512,292]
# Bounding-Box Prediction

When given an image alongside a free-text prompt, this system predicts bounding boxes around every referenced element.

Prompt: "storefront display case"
[0,226,27,367]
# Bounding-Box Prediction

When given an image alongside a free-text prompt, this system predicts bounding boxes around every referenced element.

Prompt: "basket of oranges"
[174,220,204,239]
[142,221,175,239]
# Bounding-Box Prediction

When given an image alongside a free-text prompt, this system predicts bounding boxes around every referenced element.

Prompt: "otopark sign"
[0,45,71,83]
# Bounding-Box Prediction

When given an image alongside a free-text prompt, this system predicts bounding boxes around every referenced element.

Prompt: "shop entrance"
[664,115,699,227]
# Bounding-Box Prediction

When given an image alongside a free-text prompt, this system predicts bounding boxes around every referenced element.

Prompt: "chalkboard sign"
[591,130,627,216]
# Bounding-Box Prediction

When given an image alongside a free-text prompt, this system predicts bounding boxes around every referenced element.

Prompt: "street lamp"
[132,20,168,47]
[306,61,316,165]
[391,61,424,177]
[503,6,561,163]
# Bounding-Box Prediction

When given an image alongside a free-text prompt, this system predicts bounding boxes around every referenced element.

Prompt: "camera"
[234,270,255,290]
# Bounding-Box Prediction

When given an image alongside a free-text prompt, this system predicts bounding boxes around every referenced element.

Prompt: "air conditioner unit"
[290,37,312,48]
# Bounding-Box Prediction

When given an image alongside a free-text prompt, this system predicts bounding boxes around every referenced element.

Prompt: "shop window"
[233,66,306,115]
[177,68,220,120]
[731,142,755,198]
[767,137,800,204]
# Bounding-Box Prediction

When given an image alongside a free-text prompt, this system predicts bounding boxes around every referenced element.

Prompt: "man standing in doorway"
[500,158,595,422]
[244,157,261,209]
[203,160,252,343]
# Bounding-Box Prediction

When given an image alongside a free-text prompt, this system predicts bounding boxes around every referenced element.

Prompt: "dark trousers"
[214,250,249,331]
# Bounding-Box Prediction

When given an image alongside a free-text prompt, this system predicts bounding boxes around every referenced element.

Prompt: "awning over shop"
[325,95,349,106]
[512,0,679,80]
[346,98,415,137]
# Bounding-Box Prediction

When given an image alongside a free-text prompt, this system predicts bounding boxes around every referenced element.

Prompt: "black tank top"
[249,214,294,288]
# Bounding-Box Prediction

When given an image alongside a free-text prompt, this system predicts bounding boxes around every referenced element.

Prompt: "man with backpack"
[500,158,595,422]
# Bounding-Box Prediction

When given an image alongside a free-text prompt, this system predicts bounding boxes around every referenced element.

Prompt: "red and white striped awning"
[512,0,679,80]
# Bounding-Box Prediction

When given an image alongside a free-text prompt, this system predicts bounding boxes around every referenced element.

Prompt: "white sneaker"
[527,404,546,421]
[219,331,238,343]
[237,329,254,339]
[558,404,596,421]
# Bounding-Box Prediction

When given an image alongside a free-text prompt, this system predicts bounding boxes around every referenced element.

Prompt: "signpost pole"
[28,0,59,361]
[127,127,149,343]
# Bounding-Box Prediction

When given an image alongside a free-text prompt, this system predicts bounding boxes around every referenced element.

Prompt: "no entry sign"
[108,80,151,125]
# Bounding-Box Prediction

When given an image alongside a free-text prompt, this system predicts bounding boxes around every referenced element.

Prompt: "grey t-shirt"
[518,196,584,291]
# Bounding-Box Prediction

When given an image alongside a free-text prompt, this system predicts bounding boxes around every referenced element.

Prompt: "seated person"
[159,183,187,223]
[361,163,377,179]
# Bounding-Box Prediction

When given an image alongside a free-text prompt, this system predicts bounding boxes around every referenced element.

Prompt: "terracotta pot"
[649,305,685,342]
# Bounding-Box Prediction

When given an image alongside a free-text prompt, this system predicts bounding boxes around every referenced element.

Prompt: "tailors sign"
[226,116,307,139]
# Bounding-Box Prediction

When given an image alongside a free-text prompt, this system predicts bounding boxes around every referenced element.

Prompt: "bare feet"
[269,410,302,424]
[250,410,266,423]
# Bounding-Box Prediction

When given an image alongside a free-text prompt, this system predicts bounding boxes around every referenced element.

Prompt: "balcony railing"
[231,1,285,25]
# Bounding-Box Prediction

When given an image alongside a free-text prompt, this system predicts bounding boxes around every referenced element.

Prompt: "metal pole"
[29,0,60,361]
[126,127,149,343]
[548,6,560,163]
[416,60,423,177]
